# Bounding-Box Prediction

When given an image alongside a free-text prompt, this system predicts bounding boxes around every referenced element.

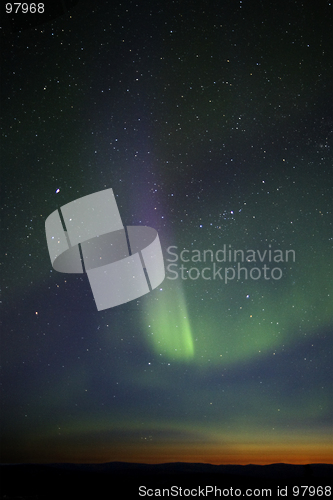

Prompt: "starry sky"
[1,0,332,465]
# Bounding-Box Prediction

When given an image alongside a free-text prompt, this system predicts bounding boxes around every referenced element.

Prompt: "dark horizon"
[2,462,332,499]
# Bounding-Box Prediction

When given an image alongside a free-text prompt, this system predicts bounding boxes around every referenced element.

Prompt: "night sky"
[1,0,332,465]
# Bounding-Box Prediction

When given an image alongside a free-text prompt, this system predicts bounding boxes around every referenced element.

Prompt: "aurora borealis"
[1,0,332,467]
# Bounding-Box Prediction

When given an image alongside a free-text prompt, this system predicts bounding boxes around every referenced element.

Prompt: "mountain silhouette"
[1,462,332,499]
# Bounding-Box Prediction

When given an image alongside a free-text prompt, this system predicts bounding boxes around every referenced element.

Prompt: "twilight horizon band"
[45,188,165,310]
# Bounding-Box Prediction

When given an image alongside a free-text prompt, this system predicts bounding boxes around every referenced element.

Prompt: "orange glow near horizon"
[3,439,332,465]
[83,443,333,466]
